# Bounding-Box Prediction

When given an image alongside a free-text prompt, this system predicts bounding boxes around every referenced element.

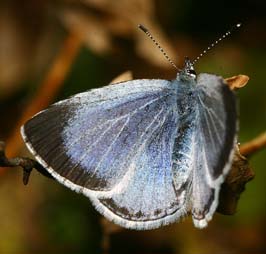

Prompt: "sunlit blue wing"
[95,107,191,229]
[21,79,193,229]
[191,73,237,228]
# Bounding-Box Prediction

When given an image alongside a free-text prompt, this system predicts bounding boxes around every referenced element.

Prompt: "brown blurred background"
[0,0,265,253]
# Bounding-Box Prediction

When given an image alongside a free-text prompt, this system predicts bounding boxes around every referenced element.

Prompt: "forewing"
[192,73,237,228]
[21,79,177,196]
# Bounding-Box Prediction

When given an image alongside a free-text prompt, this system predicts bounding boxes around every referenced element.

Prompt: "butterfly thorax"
[178,57,196,83]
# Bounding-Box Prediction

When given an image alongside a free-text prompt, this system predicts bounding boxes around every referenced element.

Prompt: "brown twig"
[240,131,266,157]
[5,33,82,159]
[0,33,82,177]
[0,141,52,185]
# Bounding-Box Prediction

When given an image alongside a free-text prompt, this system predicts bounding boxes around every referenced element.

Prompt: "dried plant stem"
[240,131,266,157]
[0,141,51,184]
[3,33,82,162]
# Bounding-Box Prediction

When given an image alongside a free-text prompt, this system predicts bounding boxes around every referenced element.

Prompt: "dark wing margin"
[191,73,237,228]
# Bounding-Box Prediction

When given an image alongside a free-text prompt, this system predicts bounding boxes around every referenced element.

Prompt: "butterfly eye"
[188,69,196,76]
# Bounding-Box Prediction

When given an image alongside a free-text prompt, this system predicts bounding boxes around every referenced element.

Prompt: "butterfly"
[21,24,238,230]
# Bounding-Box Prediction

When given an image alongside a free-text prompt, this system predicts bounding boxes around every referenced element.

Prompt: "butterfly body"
[21,58,237,230]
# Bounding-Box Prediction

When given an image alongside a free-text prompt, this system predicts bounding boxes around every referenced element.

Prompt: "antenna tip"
[138,24,148,33]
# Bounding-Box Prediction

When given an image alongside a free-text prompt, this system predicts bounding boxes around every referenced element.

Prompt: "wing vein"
[92,115,131,175]
[197,95,223,145]
[52,93,170,173]
[198,96,217,152]
[64,93,172,183]
[197,95,225,129]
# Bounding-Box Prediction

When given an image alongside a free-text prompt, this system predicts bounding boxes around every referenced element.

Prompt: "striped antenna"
[138,24,180,71]
[192,23,242,65]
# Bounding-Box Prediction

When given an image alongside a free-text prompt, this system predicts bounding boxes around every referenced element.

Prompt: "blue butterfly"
[21,25,238,230]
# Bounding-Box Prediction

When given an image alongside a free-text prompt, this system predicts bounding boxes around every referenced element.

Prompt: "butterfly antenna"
[138,24,180,71]
[192,23,242,65]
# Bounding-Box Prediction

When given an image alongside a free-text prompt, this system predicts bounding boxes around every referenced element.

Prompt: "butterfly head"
[179,57,196,82]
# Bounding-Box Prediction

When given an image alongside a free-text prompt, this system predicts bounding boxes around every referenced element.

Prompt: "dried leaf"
[59,8,113,54]
[225,75,249,90]
[110,71,133,84]
[217,146,254,215]
[61,0,179,67]
[0,3,64,100]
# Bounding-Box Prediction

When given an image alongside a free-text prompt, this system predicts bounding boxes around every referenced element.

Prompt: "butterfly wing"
[191,73,237,228]
[22,79,190,229]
